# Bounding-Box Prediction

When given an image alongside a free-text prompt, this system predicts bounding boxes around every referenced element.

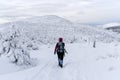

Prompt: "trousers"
[57,52,64,65]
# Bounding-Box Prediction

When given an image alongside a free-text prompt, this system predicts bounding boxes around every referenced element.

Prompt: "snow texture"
[0,15,120,80]
[0,43,120,80]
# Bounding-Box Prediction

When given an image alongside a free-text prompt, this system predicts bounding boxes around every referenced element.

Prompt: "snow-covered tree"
[1,25,31,65]
[93,41,96,48]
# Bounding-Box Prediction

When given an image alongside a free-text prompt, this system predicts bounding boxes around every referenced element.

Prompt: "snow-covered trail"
[27,44,87,80]
[0,43,120,80]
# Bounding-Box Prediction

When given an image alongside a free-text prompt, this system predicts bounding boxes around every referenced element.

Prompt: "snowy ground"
[0,42,120,80]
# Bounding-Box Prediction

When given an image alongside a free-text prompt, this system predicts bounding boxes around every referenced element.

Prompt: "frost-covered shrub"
[93,41,96,48]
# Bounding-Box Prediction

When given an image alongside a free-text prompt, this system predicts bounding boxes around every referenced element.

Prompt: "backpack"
[57,42,65,53]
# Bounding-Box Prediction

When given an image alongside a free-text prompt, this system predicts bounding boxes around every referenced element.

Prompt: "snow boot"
[58,59,63,68]
[58,63,63,68]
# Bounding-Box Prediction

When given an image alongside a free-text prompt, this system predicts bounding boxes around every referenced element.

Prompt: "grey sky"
[0,0,120,24]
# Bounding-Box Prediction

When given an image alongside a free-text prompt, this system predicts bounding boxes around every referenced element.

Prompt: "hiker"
[54,38,67,68]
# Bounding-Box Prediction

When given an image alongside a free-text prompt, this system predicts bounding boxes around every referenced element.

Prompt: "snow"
[0,15,120,80]
[0,42,120,80]
[0,15,120,44]
[102,22,120,28]
[0,56,20,75]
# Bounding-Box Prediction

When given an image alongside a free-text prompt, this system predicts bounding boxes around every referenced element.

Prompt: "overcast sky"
[0,0,120,24]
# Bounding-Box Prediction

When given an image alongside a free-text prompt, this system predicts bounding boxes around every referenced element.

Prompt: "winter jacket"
[54,38,65,54]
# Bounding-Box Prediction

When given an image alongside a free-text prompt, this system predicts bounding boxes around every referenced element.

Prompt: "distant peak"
[40,15,66,20]
[22,15,73,24]
[103,22,120,28]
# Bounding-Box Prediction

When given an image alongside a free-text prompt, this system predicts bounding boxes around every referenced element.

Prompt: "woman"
[54,38,67,68]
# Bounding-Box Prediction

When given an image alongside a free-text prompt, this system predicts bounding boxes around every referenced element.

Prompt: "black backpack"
[57,42,65,53]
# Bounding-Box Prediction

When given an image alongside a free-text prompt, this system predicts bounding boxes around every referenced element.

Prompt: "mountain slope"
[0,15,120,44]
[0,15,120,80]
[101,23,120,33]
[102,23,120,28]
[106,26,120,33]
[23,15,73,25]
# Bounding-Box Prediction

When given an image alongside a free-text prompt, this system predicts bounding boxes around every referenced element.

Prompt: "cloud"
[0,0,120,24]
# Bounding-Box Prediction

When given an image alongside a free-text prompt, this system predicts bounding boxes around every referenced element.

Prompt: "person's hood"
[59,38,63,42]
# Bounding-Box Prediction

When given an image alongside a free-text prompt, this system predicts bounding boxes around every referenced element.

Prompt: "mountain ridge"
[0,15,120,44]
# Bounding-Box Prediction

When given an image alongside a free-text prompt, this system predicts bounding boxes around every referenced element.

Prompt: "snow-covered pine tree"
[1,25,31,65]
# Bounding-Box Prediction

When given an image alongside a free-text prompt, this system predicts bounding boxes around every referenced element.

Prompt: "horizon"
[0,0,120,24]
[0,15,120,26]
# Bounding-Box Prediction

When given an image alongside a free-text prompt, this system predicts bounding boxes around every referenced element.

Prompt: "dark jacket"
[54,38,65,54]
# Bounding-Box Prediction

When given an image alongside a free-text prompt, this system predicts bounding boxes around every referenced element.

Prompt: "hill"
[0,15,119,44]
